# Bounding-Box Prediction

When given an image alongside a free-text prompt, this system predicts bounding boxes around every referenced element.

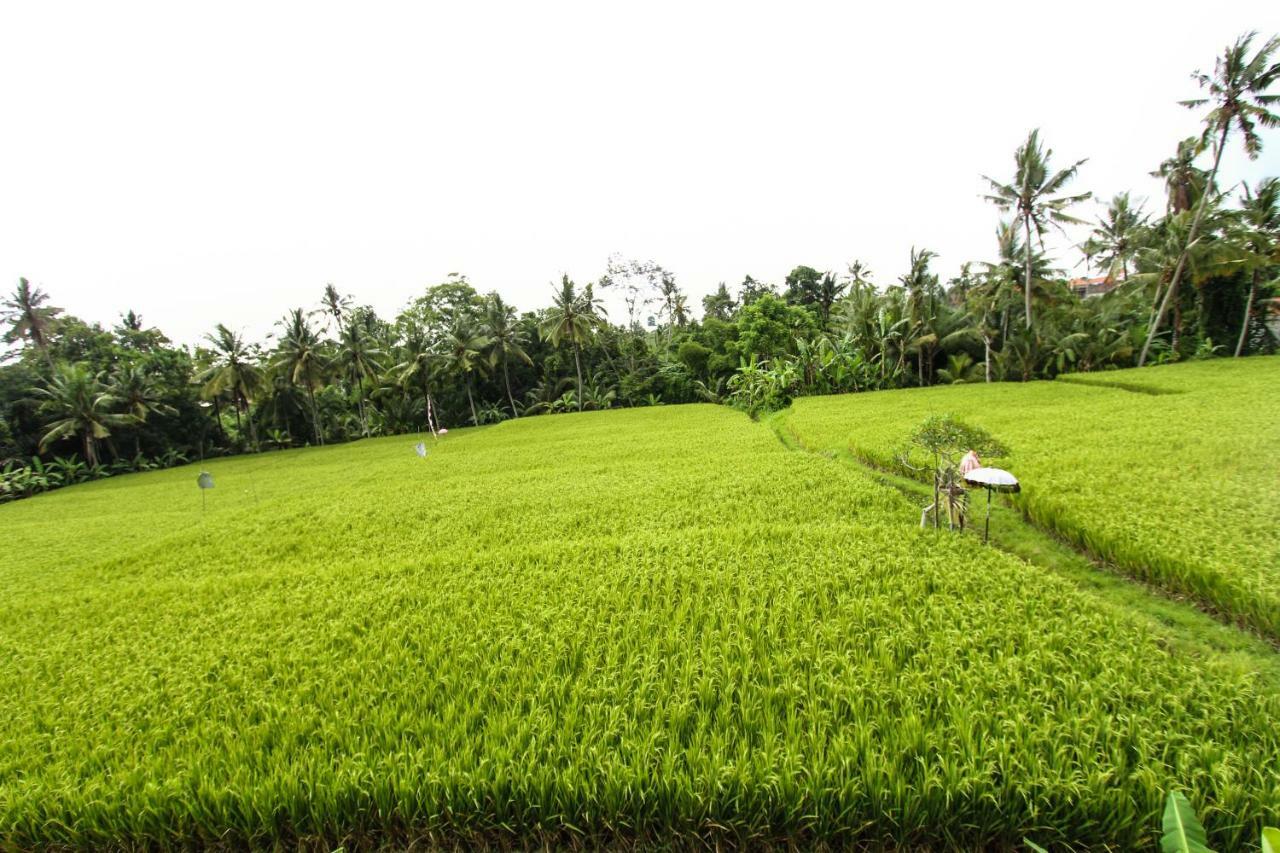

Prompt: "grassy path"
[767,408,1280,688]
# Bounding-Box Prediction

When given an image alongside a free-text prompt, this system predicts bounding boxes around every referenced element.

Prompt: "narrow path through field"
[764,407,1280,685]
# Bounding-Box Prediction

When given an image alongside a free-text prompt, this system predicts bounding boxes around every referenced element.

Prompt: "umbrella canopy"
[963,467,1020,492]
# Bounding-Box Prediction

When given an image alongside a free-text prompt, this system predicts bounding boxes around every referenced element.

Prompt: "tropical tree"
[539,276,605,411]
[483,293,532,417]
[443,320,491,425]
[1233,177,1280,355]
[900,248,942,384]
[2,279,61,367]
[318,283,351,335]
[393,325,441,433]
[34,363,134,466]
[1140,31,1280,365]
[110,363,178,455]
[1152,137,1212,215]
[336,321,382,436]
[198,324,263,447]
[1083,192,1149,283]
[814,271,846,328]
[983,129,1090,332]
[272,309,328,445]
[701,283,736,321]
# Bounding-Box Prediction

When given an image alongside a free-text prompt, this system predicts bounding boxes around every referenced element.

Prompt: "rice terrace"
[3,9,1280,853]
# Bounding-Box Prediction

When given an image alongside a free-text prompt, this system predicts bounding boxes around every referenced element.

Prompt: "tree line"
[1,31,1276,501]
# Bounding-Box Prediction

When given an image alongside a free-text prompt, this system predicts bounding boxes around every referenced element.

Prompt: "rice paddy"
[2,388,1279,849]
[785,356,1280,640]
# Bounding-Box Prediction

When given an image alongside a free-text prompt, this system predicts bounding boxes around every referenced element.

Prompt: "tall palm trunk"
[1139,122,1229,366]
[232,400,242,438]
[983,333,992,383]
[1235,269,1259,357]
[306,382,322,445]
[421,375,436,435]
[212,396,226,443]
[465,375,478,425]
[1023,213,1034,331]
[83,431,97,467]
[356,373,369,436]
[243,390,259,451]
[502,357,519,417]
[572,341,584,412]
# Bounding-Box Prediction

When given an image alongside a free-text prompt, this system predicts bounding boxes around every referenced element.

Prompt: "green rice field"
[785,356,1280,640]
[2,368,1280,849]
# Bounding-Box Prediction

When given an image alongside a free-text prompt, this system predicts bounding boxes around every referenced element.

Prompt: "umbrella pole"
[984,487,991,544]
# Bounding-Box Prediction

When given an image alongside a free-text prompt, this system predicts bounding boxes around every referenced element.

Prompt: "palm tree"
[1,279,61,367]
[34,363,134,466]
[317,283,351,336]
[110,364,178,455]
[983,129,1090,332]
[814,271,846,328]
[393,325,441,434]
[1140,31,1280,366]
[1151,138,1212,215]
[1130,205,1237,355]
[483,293,533,417]
[539,276,605,412]
[198,324,263,448]
[937,352,982,384]
[272,309,327,445]
[336,321,382,436]
[900,248,941,384]
[1233,177,1280,356]
[671,292,691,327]
[1083,193,1149,283]
[443,320,491,425]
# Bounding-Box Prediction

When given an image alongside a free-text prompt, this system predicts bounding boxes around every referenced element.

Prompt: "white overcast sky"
[1,1,1277,346]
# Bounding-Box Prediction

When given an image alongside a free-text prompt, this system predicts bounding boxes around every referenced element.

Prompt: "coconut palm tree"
[443,320,491,425]
[483,293,532,417]
[1,279,61,367]
[317,283,351,336]
[198,324,263,448]
[336,321,382,436]
[1233,177,1280,356]
[272,309,327,445]
[393,325,442,433]
[34,363,134,466]
[900,248,941,385]
[1131,204,1237,355]
[1140,31,1280,366]
[983,129,1090,332]
[110,364,178,455]
[1151,138,1213,215]
[1083,193,1149,283]
[539,276,605,412]
[814,271,846,328]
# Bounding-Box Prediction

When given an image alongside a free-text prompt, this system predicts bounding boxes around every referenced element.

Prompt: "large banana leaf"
[1160,791,1215,853]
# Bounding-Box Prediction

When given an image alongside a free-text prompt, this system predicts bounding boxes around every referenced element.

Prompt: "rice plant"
[1,401,1278,848]
[787,356,1280,639]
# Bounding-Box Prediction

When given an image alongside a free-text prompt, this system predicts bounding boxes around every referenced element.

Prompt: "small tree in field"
[903,414,1008,529]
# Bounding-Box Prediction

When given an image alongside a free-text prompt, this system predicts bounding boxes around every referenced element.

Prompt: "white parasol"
[963,467,1020,492]
[962,467,1020,543]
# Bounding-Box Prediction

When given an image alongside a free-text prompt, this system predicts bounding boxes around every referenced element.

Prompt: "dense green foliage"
[3,34,1277,500]
[785,356,1280,639]
[2,404,1280,849]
